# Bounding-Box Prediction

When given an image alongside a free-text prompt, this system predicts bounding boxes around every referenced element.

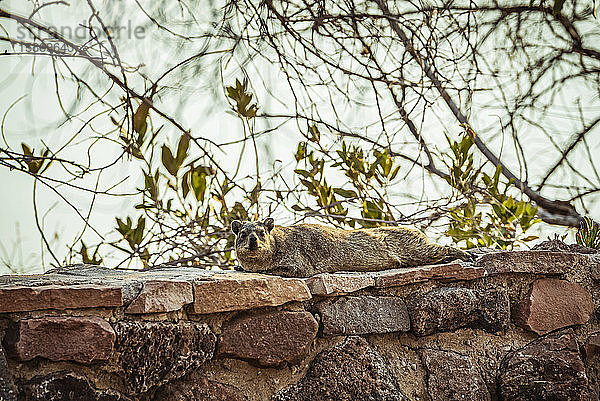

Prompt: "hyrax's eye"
[238,231,248,238]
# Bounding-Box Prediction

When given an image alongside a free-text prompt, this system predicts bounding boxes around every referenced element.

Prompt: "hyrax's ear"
[263,217,275,233]
[231,220,242,235]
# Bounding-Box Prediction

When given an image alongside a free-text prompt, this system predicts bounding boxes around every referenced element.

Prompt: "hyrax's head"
[231,218,275,271]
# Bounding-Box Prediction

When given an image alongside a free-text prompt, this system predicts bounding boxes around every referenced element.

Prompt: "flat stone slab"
[374,262,487,288]
[406,287,509,336]
[125,280,193,314]
[0,284,122,313]
[4,316,115,364]
[191,273,311,314]
[316,296,410,335]
[217,311,318,367]
[421,349,490,401]
[514,278,594,335]
[305,272,374,296]
[498,328,588,401]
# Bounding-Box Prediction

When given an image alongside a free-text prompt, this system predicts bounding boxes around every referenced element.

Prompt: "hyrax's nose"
[248,234,258,250]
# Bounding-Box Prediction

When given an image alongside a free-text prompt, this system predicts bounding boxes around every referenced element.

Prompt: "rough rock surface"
[0,343,17,401]
[421,349,490,401]
[153,377,247,401]
[114,321,216,394]
[125,280,193,314]
[17,371,130,401]
[305,273,374,296]
[532,239,598,254]
[514,278,594,335]
[192,273,311,314]
[316,296,410,335]
[498,328,588,401]
[374,263,486,288]
[0,285,122,313]
[217,311,318,367]
[475,250,590,275]
[406,287,509,336]
[3,316,115,364]
[272,336,407,401]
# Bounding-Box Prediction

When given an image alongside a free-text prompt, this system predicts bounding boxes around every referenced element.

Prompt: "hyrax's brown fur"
[231,218,470,277]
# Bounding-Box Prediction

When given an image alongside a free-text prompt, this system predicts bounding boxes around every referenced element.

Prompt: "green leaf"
[161,145,178,176]
[176,134,190,165]
[133,100,150,134]
[333,188,357,198]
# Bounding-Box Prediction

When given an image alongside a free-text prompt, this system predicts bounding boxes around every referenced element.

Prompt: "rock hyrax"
[231,218,470,277]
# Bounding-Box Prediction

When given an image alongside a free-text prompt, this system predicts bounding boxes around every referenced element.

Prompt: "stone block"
[217,311,318,368]
[273,336,407,401]
[305,272,374,296]
[115,321,215,394]
[191,273,311,314]
[498,328,588,401]
[0,285,122,313]
[3,316,115,364]
[374,263,486,288]
[421,349,490,401]
[316,296,410,335]
[406,287,509,336]
[125,280,193,314]
[514,278,594,335]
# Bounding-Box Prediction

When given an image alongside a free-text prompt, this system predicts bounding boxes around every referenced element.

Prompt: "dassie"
[231,218,470,277]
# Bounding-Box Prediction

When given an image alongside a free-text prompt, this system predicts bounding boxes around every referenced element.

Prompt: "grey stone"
[421,349,490,401]
[17,371,130,401]
[305,272,374,296]
[475,250,594,275]
[272,336,408,401]
[115,321,215,394]
[498,328,588,401]
[406,287,509,336]
[316,296,410,335]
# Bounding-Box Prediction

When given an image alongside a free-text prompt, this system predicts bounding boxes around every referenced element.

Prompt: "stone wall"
[0,249,599,400]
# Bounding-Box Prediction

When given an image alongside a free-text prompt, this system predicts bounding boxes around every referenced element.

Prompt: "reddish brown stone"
[217,311,318,367]
[374,263,486,288]
[476,251,590,275]
[305,273,374,296]
[0,284,122,313]
[192,273,311,314]
[499,329,588,401]
[514,278,594,335]
[125,280,193,314]
[3,316,115,364]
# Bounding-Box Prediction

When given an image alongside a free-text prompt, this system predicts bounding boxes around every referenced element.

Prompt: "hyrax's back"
[272,224,467,275]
